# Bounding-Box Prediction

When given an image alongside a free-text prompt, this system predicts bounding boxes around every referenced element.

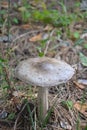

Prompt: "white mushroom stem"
[38,87,48,121]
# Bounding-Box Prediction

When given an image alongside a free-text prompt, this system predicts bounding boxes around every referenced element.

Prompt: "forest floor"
[0,0,87,130]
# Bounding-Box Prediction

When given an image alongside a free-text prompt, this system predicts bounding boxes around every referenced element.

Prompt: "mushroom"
[15,57,75,121]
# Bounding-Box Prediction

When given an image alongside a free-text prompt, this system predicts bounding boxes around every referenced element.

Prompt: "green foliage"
[22,0,32,9]
[76,118,81,130]
[0,57,8,90]
[74,32,80,39]
[0,57,6,75]
[74,2,81,8]
[58,1,67,14]
[41,106,53,128]
[0,0,86,31]
[37,39,48,57]
[32,1,86,28]
[79,52,87,66]
[33,9,75,27]
[83,43,87,49]
[21,0,32,23]
[78,11,87,19]
[0,10,6,24]
[18,6,31,23]
[7,112,15,120]
[84,125,87,130]
[0,56,12,92]
[61,100,73,110]
[21,9,31,23]
[24,99,35,130]
[74,39,85,46]
[12,18,19,24]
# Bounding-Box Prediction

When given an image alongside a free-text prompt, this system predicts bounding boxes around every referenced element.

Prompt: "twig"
[7,0,11,42]
[14,103,27,130]
[44,29,55,55]
[44,39,51,56]
[12,30,42,43]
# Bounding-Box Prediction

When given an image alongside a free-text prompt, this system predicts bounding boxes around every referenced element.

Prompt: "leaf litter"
[0,0,87,130]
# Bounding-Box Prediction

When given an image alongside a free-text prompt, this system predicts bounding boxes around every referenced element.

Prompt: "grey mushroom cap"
[15,57,75,87]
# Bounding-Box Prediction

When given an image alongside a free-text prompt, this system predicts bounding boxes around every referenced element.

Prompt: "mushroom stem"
[38,87,48,121]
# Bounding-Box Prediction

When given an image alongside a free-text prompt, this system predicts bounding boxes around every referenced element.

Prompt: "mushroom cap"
[15,57,75,87]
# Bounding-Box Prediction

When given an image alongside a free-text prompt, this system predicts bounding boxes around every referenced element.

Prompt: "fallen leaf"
[1,1,8,8]
[18,6,26,12]
[21,24,31,29]
[12,45,19,51]
[74,102,87,117]
[44,25,53,31]
[80,33,87,39]
[74,23,82,30]
[79,52,87,66]
[73,81,85,89]
[73,31,80,39]
[78,79,87,85]
[12,91,25,97]
[10,97,19,104]
[29,33,42,42]
[70,31,80,41]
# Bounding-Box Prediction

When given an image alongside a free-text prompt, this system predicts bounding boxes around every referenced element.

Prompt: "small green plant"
[76,118,81,130]
[79,52,87,66]
[61,100,73,110]
[74,32,80,39]
[74,38,85,46]
[18,6,31,23]
[31,1,86,37]
[18,0,32,23]
[12,17,19,24]
[58,1,67,14]
[41,106,53,128]
[7,112,16,120]
[24,99,36,130]
[33,9,74,27]
[37,39,48,57]
[84,125,87,130]
[0,10,6,24]
[37,46,44,57]
[74,2,81,8]
[0,56,13,96]
[83,43,87,49]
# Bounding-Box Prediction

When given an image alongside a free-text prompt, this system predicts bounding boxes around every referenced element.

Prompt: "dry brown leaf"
[74,102,87,117]
[1,1,8,8]
[10,97,20,106]
[12,91,25,97]
[21,24,31,29]
[73,81,85,89]
[44,25,53,31]
[12,45,19,51]
[80,33,87,39]
[29,33,42,42]
[47,51,56,57]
